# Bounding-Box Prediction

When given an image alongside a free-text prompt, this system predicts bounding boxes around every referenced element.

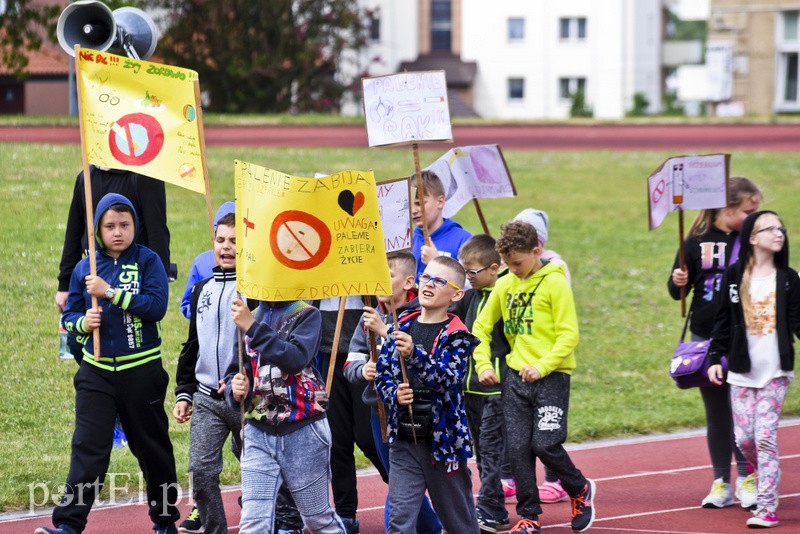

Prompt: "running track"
[1,123,799,151]
[5,421,800,533]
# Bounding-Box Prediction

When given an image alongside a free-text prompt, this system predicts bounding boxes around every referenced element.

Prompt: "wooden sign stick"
[390,301,416,443]
[74,44,101,361]
[362,295,388,442]
[193,80,216,248]
[237,326,246,452]
[325,297,348,393]
[472,198,491,235]
[678,208,687,317]
[411,143,431,246]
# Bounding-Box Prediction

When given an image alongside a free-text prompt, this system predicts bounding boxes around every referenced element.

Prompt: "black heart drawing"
[338,189,355,216]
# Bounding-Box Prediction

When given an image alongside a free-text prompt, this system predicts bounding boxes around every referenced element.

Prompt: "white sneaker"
[736,474,758,509]
[701,478,734,508]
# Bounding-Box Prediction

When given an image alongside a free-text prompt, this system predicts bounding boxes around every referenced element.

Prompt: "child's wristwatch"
[104,287,116,301]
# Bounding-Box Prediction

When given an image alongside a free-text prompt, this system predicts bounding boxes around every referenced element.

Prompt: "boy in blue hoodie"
[375,255,480,534]
[452,234,510,533]
[37,193,179,534]
[411,170,472,280]
[227,297,344,534]
[180,201,236,319]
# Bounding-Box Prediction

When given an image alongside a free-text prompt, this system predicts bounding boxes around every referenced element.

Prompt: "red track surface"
[1,124,799,151]
[5,421,800,533]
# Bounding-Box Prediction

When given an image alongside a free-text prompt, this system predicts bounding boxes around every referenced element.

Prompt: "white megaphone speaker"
[57,1,158,60]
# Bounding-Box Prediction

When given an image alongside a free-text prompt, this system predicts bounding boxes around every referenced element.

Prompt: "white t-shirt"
[728,270,794,388]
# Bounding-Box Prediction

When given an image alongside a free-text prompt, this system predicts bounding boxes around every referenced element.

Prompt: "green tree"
[0,0,60,78]
[569,87,593,118]
[144,0,367,113]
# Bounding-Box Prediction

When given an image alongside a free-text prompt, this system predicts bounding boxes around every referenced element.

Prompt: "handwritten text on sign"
[362,71,453,147]
[376,177,412,252]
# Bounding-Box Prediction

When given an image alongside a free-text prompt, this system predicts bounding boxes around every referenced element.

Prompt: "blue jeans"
[239,418,345,534]
[370,411,442,534]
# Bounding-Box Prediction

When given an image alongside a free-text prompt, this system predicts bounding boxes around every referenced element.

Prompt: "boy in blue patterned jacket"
[375,255,480,534]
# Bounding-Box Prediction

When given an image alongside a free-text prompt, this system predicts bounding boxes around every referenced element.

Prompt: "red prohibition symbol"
[270,210,332,270]
[108,113,165,166]
[652,179,666,203]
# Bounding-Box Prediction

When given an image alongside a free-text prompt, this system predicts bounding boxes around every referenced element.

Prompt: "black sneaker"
[341,516,360,534]
[570,479,596,532]
[153,524,178,534]
[476,507,498,533]
[178,506,203,533]
[509,516,541,534]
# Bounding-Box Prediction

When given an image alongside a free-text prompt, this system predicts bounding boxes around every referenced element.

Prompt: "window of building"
[559,17,587,41]
[783,10,799,41]
[368,12,381,42]
[508,17,525,42]
[431,0,452,51]
[777,11,800,110]
[559,77,586,99]
[508,78,525,101]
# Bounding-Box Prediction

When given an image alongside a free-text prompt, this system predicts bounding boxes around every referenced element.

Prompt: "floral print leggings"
[731,376,792,514]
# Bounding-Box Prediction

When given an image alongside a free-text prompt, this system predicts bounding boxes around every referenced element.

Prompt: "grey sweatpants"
[503,371,586,518]
[189,393,243,534]
[387,440,479,534]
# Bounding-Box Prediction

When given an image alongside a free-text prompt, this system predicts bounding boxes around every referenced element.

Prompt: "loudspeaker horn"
[111,7,158,60]
[57,0,115,57]
[57,2,158,60]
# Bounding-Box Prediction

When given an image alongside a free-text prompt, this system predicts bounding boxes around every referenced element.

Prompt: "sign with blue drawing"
[361,70,452,147]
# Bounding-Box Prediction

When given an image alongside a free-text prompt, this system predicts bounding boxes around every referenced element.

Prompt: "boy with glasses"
[375,256,480,534]
[452,235,510,533]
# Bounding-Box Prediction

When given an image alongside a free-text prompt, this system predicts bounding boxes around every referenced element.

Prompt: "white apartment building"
[347,0,663,119]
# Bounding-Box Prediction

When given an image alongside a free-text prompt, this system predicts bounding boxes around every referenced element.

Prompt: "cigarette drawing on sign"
[424,144,516,218]
[672,163,684,204]
[362,70,452,147]
[270,210,332,270]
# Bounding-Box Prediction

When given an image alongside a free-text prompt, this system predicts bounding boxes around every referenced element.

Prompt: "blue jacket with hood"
[411,218,472,279]
[61,193,168,371]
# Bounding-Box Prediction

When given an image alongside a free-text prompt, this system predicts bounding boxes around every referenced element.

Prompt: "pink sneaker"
[502,478,516,499]
[539,480,569,503]
[746,510,779,528]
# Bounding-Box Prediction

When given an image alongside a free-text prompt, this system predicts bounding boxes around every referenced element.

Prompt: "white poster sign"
[377,177,412,252]
[648,153,730,230]
[362,71,453,147]
[424,145,515,218]
[706,41,733,102]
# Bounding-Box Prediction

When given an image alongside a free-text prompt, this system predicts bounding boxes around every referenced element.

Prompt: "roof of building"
[400,52,477,88]
[0,44,69,76]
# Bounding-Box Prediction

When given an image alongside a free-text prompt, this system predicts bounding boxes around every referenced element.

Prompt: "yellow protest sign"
[234,160,392,301]
[77,48,205,194]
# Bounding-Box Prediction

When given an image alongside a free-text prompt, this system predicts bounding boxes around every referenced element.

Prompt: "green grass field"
[1,141,799,513]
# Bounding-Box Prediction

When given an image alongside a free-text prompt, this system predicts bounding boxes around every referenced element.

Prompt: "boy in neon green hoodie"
[471,220,595,534]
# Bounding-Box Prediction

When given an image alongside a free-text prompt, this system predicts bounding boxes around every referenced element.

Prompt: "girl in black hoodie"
[708,210,800,528]
[668,176,762,508]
